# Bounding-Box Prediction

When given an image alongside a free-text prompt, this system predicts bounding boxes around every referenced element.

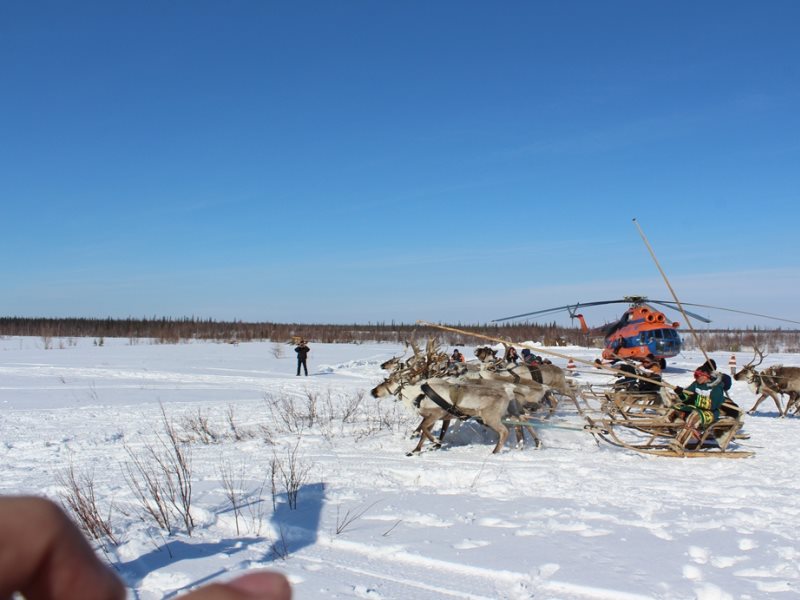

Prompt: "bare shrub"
[353,397,411,442]
[219,461,246,536]
[271,524,290,560]
[382,520,402,537]
[123,405,195,535]
[124,445,173,532]
[264,393,306,434]
[259,423,275,446]
[341,390,365,423]
[246,477,270,536]
[304,389,319,425]
[157,404,194,534]
[269,456,280,511]
[58,463,119,545]
[226,405,254,441]
[182,408,219,444]
[335,500,380,535]
[274,441,311,510]
[316,392,340,441]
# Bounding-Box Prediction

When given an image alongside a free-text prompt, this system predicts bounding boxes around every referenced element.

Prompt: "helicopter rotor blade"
[647,300,713,324]
[652,301,800,326]
[492,300,633,323]
[492,306,574,322]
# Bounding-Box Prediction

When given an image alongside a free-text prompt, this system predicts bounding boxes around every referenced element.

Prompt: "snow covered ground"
[1,336,799,600]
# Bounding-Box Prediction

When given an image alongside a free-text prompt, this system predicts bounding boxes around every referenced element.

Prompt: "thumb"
[178,572,291,600]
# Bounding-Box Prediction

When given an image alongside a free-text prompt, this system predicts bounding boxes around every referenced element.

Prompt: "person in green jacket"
[669,368,727,450]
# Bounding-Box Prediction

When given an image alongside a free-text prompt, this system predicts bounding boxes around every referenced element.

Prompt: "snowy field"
[1,336,799,600]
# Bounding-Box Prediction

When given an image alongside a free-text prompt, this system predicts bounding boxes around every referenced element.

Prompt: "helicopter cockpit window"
[653,329,663,339]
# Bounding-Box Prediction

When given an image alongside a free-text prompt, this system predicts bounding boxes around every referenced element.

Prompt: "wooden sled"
[600,389,670,420]
[580,385,666,416]
[584,415,754,458]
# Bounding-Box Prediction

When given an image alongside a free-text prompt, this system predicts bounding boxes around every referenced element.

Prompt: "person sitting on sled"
[612,362,640,391]
[635,353,662,392]
[669,368,726,450]
[697,358,732,394]
[504,345,519,365]
[521,349,544,383]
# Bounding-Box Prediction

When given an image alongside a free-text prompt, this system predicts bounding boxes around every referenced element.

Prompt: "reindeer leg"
[771,391,786,418]
[524,425,542,449]
[483,417,508,454]
[513,425,524,449]
[437,418,450,444]
[409,414,440,455]
[787,392,800,415]
[547,396,558,417]
[748,393,769,415]
[542,390,558,419]
[790,392,800,415]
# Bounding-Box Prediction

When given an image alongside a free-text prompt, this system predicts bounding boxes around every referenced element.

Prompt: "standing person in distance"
[295,339,310,376]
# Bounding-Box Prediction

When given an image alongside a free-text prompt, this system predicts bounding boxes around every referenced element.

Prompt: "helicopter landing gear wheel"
[659,358,667,370]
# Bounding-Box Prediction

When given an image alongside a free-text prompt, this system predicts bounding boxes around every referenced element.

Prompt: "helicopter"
[491,295,800,367]
[494,296,701,366]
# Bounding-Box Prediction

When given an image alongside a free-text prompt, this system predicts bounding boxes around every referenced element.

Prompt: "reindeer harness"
[419,383,470,420]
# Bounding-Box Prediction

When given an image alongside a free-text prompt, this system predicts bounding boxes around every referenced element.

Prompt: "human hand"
[0,495,124,600]
[178,571,291,600]
[0,496,291,600]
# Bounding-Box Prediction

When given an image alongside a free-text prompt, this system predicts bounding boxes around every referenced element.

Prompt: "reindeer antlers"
[745,345,766,369]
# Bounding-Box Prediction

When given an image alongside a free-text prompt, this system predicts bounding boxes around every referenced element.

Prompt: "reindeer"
[377,339,455,442]
[380,356,403,371]
[371,374,547,453]
[474,346,498,362]
[471,353,582,415]
[734,347,800,417]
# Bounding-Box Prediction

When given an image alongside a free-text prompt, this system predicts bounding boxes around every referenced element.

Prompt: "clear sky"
[2,1,799,328]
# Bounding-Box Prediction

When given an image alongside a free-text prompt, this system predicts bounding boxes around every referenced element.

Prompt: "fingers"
[179,572,292,600]
[0,497,291,600]
[0,496,125,600]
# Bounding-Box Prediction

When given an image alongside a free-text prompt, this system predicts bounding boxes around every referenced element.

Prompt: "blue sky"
[2,1,799,327]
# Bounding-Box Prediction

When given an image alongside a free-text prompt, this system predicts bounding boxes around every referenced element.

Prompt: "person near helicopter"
[610,354,661,392]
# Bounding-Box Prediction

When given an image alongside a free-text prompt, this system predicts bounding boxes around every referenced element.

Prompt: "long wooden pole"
[416,320,675,390]
[632,218,711,366]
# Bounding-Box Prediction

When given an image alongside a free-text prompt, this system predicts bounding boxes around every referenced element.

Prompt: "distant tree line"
[0,316,583,346]
[683,329,800,354]
[0,317,797,352]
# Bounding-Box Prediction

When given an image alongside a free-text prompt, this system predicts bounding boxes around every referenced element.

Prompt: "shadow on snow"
[120,482,325,597]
